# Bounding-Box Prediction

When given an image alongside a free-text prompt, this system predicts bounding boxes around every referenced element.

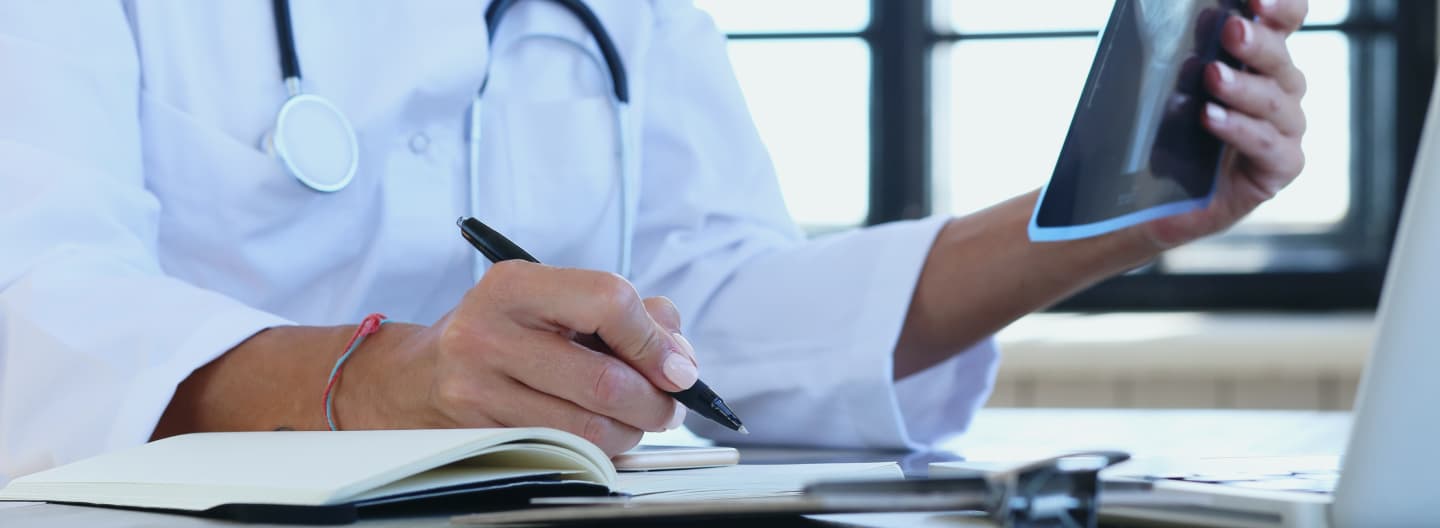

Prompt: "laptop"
[1101,73,1440,527]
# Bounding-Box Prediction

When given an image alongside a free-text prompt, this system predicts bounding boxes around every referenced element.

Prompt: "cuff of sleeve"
[836,216,963,450]
[106,305,292,449]
[893,338,1000,445]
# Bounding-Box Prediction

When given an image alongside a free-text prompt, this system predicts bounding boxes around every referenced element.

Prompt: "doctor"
[0,0,1308,476]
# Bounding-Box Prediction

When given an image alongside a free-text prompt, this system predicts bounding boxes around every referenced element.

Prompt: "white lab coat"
[0,1,998,481]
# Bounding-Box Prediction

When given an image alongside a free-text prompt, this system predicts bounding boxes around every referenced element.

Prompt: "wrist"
[1134,219,1194,252]
[330,321,438,430]
[1111,223,1169,270]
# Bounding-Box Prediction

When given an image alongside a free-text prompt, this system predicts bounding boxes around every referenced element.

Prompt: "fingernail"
[1256,0,1276,11]
[1206,103,1228,125]
[666,404,688,430]
[662,353,699,390]
[1216,62,1236,85]
[1238,18,1254,47]
[672,332,697,364]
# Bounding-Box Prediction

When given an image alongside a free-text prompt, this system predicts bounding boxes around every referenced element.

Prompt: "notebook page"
[0,428,609,511]
[617,462,903,502]
[351,443,611,502]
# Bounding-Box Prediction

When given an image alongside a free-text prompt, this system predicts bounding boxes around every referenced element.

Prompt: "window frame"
[723,0,1436,311]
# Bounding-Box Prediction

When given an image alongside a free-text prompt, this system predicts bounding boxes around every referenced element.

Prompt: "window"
[935,4,1351,231]
[697,1,1436,310]
[695,0,872,231]
[726,40,870,229]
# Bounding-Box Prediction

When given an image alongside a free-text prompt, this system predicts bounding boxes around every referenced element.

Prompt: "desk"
[0,409,1350,527]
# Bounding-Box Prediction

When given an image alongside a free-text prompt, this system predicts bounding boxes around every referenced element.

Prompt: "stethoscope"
[264,0,636,278]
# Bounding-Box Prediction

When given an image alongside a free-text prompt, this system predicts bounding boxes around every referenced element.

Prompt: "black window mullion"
[1389,0,1437,244]
[866,0,932,224]
[1350,5,1396,266]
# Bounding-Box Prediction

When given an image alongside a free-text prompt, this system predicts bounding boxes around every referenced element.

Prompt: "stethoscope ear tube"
[484,0,628,103]
[471,0,636,278]
[269,0,634,275]
[616,103,635,278]
[272,0,302,82]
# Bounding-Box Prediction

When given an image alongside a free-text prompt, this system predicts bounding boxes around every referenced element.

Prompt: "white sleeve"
[630,2,999,449]
[0,3,289,481]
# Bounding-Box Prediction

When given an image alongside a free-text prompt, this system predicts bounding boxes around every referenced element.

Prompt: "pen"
[457,216,749,435]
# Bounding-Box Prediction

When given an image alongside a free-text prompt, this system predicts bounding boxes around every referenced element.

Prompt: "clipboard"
[451,451,1135,527]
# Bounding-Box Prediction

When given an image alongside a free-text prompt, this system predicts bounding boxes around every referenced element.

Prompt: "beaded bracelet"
[322,313,389,431]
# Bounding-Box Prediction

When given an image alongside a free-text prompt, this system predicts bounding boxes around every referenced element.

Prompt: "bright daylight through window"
[694,0,1433,310]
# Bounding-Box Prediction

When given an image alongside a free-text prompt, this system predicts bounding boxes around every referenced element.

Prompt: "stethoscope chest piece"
[266,93,359,193]
[265,0,634,274]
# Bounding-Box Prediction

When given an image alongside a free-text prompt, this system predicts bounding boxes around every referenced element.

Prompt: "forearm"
[894,190,1158,379]
[151,322,430,438]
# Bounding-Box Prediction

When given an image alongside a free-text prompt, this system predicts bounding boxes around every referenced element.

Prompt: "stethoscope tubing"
[483,0,628,103]
[270,0,635,277]
[271,0,302,83]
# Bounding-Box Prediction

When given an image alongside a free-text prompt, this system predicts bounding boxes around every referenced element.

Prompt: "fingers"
[1207,62,1305,136]
[643,296,696,366]
[436,266,691,446]
[1252,0,1309,33]
[443,375,644,456]
[1204,103,1304,194]
[500,331,679,433]
[481,261,698,393]
[1203,4,1307,200]
[1224,15,1306,96]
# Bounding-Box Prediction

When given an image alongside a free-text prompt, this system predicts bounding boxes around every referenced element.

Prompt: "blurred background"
[691,0,1437,411]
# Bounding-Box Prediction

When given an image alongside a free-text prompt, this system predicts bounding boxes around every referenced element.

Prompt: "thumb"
[643,296,681,333]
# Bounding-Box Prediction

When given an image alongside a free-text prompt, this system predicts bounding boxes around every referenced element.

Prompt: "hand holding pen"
[289,241,707,455]
[457,217,747,436]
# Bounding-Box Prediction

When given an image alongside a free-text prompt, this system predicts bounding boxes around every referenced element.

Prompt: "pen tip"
[456,217,466,227]
[737,426,750,435]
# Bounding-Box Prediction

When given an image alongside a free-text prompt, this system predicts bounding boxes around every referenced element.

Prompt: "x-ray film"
[1029,0,1249,242]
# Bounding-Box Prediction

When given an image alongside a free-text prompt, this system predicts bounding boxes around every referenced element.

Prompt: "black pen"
[457,216,749,435]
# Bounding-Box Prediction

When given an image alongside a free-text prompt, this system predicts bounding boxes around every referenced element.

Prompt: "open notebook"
[0,429,614,523]
[0,429,902,524]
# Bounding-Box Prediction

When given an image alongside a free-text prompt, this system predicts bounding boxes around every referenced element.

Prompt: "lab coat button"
[408,133,431,154]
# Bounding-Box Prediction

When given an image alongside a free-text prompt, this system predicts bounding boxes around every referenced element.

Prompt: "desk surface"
[0,409,1351,527]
